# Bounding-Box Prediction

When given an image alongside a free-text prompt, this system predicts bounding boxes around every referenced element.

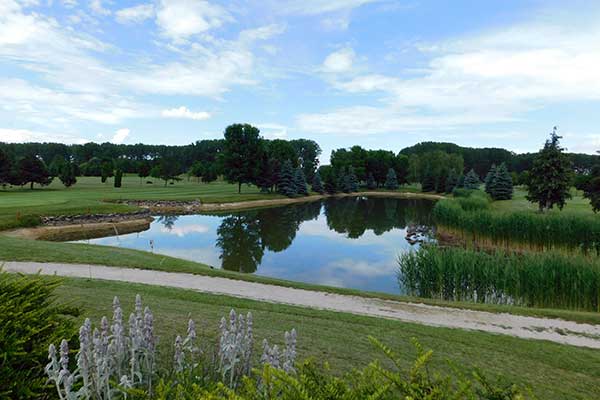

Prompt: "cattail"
[174,335,184,372]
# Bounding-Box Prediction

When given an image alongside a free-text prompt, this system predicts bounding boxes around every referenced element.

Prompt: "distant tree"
[277,160,296,197]
[463,169,480,189]
[48,155,66,177]
[366,172,376,190]
[484,164,497,194]
[151,157,182,186]
[582,153,600,212]
[294,167,308,196]
[190,161,205,183]
[526,127,572,212]
[16,154,53,189]
[222,123,262,193]
[311,171,324,194]
[58,161,77,188]
[445,169,458,193]
[347,166,359,192]
[324,169,338,194]
[0,149,11,187]
[489,163,513,200]
[395,154,410,185]
[137,161,151,184]
[384,168,399,190]
[100,159,114,183]
[114,168,123,188]
[290,139,321,182]
[421,165,436,192]
[201,165,218,184]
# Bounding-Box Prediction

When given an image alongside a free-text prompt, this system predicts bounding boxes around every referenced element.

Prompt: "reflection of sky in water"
[77,198,435,295]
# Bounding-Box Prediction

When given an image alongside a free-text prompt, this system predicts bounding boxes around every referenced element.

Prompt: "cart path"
[4,261,600,349]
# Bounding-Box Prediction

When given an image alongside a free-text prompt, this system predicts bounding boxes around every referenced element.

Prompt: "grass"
[3,234,600,325]
[52,277,600,400]
[492,187,596,217]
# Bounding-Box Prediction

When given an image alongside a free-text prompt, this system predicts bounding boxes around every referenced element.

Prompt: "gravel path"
[4,261,600,349]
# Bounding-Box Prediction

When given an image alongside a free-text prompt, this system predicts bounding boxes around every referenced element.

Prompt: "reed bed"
[433,197,600,254]
[398,246,600,311]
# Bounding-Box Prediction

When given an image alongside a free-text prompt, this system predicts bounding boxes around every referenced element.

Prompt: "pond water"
[78,197,436,294]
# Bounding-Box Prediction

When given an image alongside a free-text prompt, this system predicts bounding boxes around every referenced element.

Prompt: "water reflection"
[77,197,436,293]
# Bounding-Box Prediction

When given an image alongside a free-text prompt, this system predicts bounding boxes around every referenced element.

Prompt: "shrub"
[0,272,78,398]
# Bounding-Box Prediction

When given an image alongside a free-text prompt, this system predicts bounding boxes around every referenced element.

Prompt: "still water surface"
[79,197,436,294]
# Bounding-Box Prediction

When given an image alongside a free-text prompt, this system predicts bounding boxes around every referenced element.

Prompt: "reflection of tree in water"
[157,215,179,230]
[215,198,434,273]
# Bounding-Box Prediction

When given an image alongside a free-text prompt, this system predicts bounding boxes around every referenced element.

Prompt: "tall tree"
[100,159,113,183]
[445,169,458,193]
[312,171,324,194]
[347,166,359,192]
[222,123,263,193]
[526,127,572,212]
[16,154,53,189]
[137,160,151,184]
[0,148,11,186]
[277,160,296,197]
[581,154,600,212]
[201,164,218,184]
[290,139,321,182]
[58,161,77,188]
[366,172,376,190]
[463,169,480,189]
[484,164,497,194]
[489,163,513,200]
[114,168,123,188]
[384,168,399,190]
[189,161,205,183]
[151,157,182,186]
[294,167,308,196]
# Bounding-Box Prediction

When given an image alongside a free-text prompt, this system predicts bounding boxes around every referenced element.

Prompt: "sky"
[2,0,600,163]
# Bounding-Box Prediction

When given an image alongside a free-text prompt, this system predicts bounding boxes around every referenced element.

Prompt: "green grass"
[492,187,595,216]
[3,234,600,325]
[52,277,600,400]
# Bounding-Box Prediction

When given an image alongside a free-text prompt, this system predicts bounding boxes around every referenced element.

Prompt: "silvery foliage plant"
[46,295,298,398]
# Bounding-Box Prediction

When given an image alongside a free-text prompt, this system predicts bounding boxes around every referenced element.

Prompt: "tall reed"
[398,246,600,311]
[433,197,600,254]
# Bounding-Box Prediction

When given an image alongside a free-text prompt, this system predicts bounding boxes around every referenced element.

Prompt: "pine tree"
[463,169,480,189]
[312,171,324,194]
[445,169,458,193]
[484,164,497,194]
[366,172,376,190]
[384,168,399,190]
[489,163,513,200]
[294,167,308,196]
[347,166,359,192]
[324,170,338,194]
[421,166,436,192]
[58,162,77,188]
[277,159,296,197]
[338,167,351,193]
[526,127,572,211]
[114,168,123,188]
[456,173,465,189]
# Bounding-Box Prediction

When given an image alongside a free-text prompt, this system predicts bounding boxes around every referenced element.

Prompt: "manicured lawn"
[491,186,595,216]
[53,277,600,400]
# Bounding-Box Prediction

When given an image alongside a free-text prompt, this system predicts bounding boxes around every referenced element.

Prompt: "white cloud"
[161,106,211,120]
[111,128,130,144]
[0,128,87,144]
[155,0,231,41]
[90,0,111,16]
[322,48,355,73]
[277,0,380,15]
[115,3,154,24]
[160,224,210,237]
[258,123,288,139]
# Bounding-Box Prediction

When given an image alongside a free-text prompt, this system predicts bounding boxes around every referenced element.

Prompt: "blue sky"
[2,0,600,163]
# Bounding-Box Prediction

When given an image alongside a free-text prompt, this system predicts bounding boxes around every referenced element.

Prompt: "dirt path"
[4,261,600,349]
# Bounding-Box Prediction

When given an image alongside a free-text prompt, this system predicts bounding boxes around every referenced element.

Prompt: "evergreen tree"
[489,163,513,200]
[463,169,480,189]
[294,167,308,196]
[421,166,436,192]
[347,166,359,192]
[311,171,324,194]
[456,173,465,189]
[58,161,77,188]
[337,167,351,193]
[100,160,113,183]
[366,172,376,190]
[526,127,572,212]
[114,168,123,188]
[277,159,296,197]
[0,149,11,187]
[202,165,218,184]
[484,164,497,194]
[16,154,53,189]
[324,170,338,194]
[384,168,399,190]
[444,169,458,193]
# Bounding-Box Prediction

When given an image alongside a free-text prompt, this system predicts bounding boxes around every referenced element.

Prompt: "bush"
[0,273,78,398]
[15,213,42,228]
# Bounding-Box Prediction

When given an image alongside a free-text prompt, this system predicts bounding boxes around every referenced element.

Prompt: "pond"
[78,197,436,294]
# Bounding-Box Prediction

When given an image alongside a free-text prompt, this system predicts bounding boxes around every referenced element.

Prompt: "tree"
[58,161,77,187]
[151,157,182,186]
[100,159,113,183]
[48,155,66,177]
[582,155,600,212]
[312,171,324,194]
[445,169,458,193]
[290,139,321,182]
[384,168,399,190]
[202,165,218,184]
[294,167,308,196]
[489,163,513,200]
[366,172,376,190]
[324,169,338,194]
[347,166,359,192]
[277,160,296,197]
[421,165,436,192]
[137,161,151,184]
[484,164,497,194]
[190,161,205,183]
[114,168,123,188]
[526,127,573,212]
[222,123,263,193]
[0,149,11,187]
[16,154,53,189]
[463,169,480,189]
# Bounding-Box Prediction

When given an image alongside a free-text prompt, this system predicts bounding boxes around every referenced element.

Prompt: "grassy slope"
[54,277,600,400]
[491,186,594,216]
[3,234,600,325]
